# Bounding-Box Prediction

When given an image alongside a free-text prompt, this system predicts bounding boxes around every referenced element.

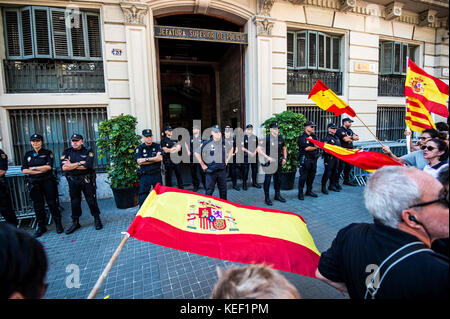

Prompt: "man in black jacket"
[297,121,319,200]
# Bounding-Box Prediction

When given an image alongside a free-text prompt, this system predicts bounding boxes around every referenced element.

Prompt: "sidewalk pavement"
[19,176,372,299]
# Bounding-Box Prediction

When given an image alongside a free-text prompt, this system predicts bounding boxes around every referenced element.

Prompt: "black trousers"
[298,157,318,194]
[28,177,61,226]
[337,158,353,183]
[227,162,240,186]
[243,158,258,185]
[138,172,162,207]
[205,169,227,200]
[322,156,339,188]
[190,163,205,188]
[263,164,282,195]
[67,175,100,220]
[164,162,183,187]
[0,180,18,226]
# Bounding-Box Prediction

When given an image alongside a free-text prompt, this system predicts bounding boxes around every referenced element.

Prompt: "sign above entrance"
[154,26,247,45]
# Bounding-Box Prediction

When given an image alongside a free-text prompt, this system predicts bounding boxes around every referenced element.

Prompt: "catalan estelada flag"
[127,184,320,278]
[405,59,449,118]
[406,97,436,133]
[307,138,404,173]
[308,80,356,117]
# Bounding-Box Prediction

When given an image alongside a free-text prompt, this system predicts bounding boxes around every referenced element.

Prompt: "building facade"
[0,0,448,199]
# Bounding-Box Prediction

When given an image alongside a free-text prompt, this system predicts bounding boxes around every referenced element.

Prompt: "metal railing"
[3,60,105,93]
[287,69,342,95]
[376,106,406,141]
[378,74,406,97]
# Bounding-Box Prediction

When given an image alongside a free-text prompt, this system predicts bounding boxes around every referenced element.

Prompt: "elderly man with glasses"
[315,166,449,299]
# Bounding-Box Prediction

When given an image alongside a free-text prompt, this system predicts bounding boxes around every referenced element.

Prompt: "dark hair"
[437,165,449,187]
[435,122,449,132]
[428,138,449,162]
[0,223,48,299]
[422,128,447,141]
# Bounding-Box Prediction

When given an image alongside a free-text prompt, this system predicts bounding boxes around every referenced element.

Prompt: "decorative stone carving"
[120,1,148,25]
[339,0,356,12]
[385,1,403,21]
[287,0,307,4]
[254,17,274,36]
[195,0,211,15]
[259,0,275,16]
[418,9,438,27]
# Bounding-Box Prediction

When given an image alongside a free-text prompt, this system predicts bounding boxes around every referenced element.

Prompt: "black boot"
[328,185,340,192]
[305,190,318,197]
[193,185,199,192]
[274,192,286,203]
[33,225,47,238]
[335,183,342,190]
[298,191,304,200]
[242,182,248,191]
[343,180,357,187]
[264,194,273,206]
[94,215,103,230]
[321,185,329,195]
[65,219,81,234]
[54,217,64,234]
[233,184,240,191]
[253,183,262,189]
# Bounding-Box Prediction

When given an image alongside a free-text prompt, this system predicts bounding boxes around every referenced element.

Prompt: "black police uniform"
[297,132,319,198]
[136,142,162,206]
[61,145,101,223]
[261,134,286,204]
[225,134,240,190]
[336,126,356,185]
[321,132,341,193]
[188,133,205,191]
[22,145,61,234]
[242,133,259,189]
[196,137,228,200]
[0,149,18,226]
[161,135,183,188]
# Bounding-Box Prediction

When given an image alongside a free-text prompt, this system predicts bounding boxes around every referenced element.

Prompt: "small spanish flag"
[406,97,436,133]
[308,80,356,117]
[127,184,320,278]
[405,59,449,118]
[307,138,404,173]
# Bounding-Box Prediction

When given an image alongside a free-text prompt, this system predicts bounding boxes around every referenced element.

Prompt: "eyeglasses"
[410,189,449,209]
[421,145,437,151]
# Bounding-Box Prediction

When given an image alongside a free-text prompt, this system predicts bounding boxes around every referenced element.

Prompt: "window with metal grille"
[8,107,108,172]
[287,105,342,141]
[376,106,406,141]
[2,6,102,60]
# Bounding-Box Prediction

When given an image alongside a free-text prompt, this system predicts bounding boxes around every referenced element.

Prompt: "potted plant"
[97,114,141,209]
[262,110,306,190]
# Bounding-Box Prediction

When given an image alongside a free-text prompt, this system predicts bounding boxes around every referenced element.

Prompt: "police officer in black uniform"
[297,121,319,200]
[195,125,233,200]
[0,149,18,226]
[184,125,205,192]
[258,122,287,206]
[336,118,359,187]
[22,134,62,237]
[161,125,183,189]
[136,129,162,206]
[241,124,261,191]
[62,134,102,234]
[321,123,341,194]
[224,125,240,191]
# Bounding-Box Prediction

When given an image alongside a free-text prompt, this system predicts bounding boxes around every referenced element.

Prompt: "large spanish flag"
[127,184,320,278]
[406,97,436,133]
[308,80,356,117]
[307,138,404,173]
[405,59,449,118]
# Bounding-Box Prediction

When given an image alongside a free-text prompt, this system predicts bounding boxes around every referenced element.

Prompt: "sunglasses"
[410,189,449,209]
[421,145,437,151]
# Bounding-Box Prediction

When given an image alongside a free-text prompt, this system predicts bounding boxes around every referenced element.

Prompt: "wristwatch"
[32,167,36,171]
[77,161,82,166]
[146,158,150,162]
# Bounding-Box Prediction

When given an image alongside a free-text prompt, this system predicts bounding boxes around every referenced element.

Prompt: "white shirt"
[423,162,449,179]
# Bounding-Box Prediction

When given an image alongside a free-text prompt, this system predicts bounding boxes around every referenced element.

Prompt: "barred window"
[376,106,406,141]
[8,107,108,171]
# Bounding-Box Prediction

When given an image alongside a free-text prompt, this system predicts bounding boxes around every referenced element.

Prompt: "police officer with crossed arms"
[136,129,162,206]
[61,134,102,234]
[321,123,341,194]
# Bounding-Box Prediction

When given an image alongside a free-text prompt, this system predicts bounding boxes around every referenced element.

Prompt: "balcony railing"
[287,69,342,95]
[378,74,406,97]
[3,60,105,93]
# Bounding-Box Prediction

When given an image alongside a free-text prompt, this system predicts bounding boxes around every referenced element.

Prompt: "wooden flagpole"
[87,233,130,299]
[354,114,385,147]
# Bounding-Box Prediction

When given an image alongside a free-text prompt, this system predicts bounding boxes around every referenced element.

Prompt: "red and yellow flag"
[405,59,449,118]
[308,80,356,117]
[405,97,436,133]
[127,184,320,278]
[307,138,404,173]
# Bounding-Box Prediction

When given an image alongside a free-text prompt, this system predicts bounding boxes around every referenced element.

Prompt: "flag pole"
[87,233,130,299]
[354,114,385,147]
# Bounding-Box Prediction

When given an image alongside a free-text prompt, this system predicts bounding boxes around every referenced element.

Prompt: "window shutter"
[325,35,331,70]
[32,7,52,58]
[3,9,22,58]
[70,11,87,58]
[296,31,307,69]
[318,33,325,69]
[393,42,401,74]
[332,37,340,71]
[86,13,102,59]
[308,31,317,69]
[21,7,35,59]
[408,45,416,63]
[401,43,408,74]
[50,8,70,59]
[380,42,393,75]
[287,32,294,68]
